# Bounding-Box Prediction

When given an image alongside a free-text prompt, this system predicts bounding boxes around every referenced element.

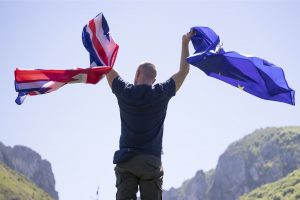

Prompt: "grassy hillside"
[0,162,53,200]
[241,168,300,200]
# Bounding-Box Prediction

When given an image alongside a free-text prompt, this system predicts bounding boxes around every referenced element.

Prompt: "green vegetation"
[240,168,300,200]
[0,162,53,200]
[227,126,300,155]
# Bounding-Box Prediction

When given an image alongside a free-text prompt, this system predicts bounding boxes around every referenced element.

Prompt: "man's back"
[112,76,176,163]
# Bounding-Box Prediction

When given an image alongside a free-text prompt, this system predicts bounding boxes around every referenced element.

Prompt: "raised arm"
[106,68,119,88]
[171,31,194,92]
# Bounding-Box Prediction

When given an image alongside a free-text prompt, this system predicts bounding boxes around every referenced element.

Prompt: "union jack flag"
[15,13,119,105]
[82,12,119,67]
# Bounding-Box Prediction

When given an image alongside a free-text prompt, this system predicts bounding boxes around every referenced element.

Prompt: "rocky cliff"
[0,142,58,200]
[163,169,214,200]
[163,126,300,200]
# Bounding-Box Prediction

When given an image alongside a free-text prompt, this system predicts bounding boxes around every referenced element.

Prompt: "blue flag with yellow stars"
[187,26,295,105]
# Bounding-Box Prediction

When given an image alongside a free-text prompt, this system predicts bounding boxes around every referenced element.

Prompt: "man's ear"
[136,69,142,80]
[134,69,140,85]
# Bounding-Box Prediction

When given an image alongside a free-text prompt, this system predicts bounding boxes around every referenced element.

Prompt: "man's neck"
[134,79,153,86]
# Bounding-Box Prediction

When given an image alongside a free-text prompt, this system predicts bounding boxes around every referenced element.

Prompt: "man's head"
[134,62,157,85]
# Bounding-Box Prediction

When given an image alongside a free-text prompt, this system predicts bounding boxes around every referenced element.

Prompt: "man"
[106,30,194,200]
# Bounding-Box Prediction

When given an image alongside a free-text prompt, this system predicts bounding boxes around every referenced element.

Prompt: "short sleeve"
[157,78,176,98]
[112,76,132,97]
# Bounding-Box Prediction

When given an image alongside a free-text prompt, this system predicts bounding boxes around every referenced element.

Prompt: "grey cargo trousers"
[114,154,163,200]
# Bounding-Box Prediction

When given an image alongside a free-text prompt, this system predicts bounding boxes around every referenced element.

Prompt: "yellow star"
[238,84,244,91]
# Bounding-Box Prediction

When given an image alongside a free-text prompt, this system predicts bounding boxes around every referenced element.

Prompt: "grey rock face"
[0,142,59,200]
[163,169,215,200]
[163,127,300,200]
[209,127,300,200]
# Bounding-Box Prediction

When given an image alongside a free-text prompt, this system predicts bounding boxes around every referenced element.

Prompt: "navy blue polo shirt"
[112,76,176,164]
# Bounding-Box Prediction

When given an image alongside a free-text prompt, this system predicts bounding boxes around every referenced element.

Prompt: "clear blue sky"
[1,0,299,199]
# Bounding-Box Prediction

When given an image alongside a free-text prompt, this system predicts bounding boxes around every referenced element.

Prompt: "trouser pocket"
[114,165,139,200]
[115,166,123,187]
[139,177,163,200]
[145,156,162,170]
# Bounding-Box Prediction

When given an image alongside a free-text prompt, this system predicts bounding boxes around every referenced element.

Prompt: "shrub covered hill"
[240,168,300,200]
[163,126,300,200]
[0,162,53,200]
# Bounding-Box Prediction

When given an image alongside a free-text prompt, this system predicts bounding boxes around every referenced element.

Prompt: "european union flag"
[187,27,295,105]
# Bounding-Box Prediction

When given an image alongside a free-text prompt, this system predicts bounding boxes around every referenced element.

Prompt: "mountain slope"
[0,142,58,200]
[209,126,300,200]
[240,168,300,200]
[0,162,53,200]
[163,126,300,200]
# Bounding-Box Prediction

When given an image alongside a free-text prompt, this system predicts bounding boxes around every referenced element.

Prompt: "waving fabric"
[15,13,118,105]
[187,26,295,105]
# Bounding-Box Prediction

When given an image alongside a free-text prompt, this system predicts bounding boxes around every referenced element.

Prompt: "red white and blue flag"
[15,13,119,105]
[82,12,119,67]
